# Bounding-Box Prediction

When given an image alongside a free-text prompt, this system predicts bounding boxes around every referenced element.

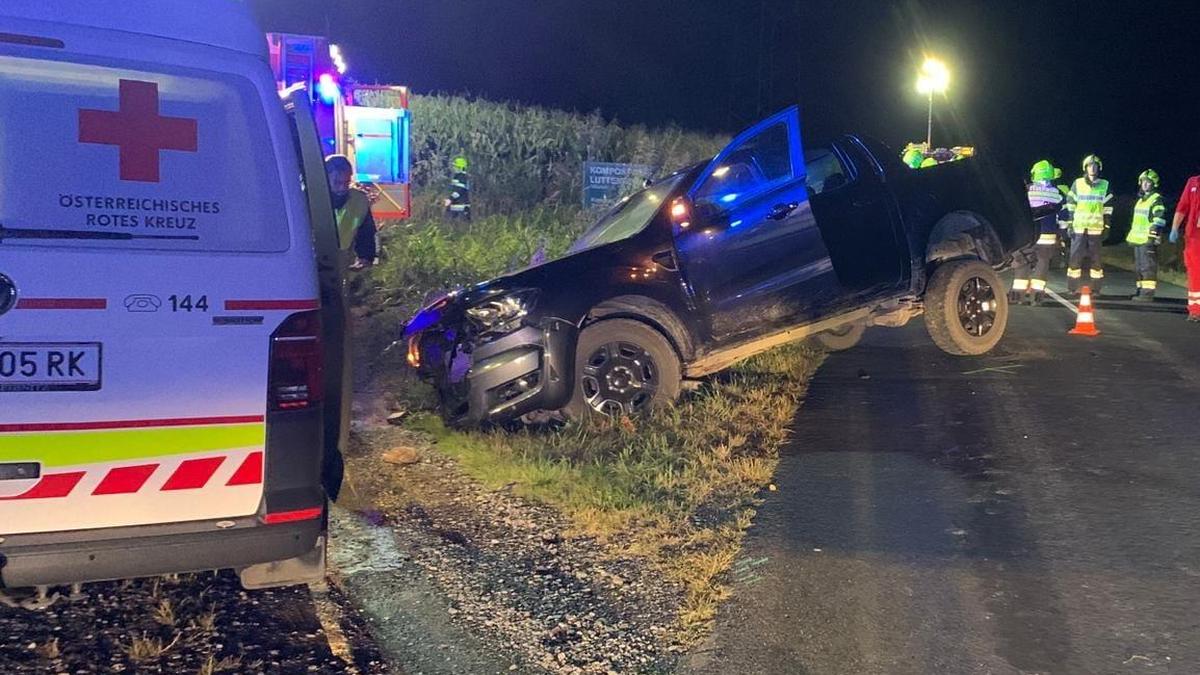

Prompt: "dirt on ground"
[0,570,387,674]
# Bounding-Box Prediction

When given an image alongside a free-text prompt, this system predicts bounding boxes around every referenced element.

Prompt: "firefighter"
[1170,172,1200,321]
[1010,160,1066,305]
[1063,154,1113,296]
[325,154,377,269]
[445,155,472,220]
[1126,169,1167,301]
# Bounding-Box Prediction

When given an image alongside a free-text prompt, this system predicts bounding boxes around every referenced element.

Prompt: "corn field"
[407,93,728,215]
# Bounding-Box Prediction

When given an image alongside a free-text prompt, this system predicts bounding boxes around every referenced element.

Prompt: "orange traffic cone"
[1069,286,1100,336]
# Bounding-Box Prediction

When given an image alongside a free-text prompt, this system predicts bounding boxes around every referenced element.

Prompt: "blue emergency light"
[316,73,339,105]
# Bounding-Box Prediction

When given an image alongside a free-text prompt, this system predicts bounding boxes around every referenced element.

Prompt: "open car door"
[282,89,349,501]
[675,105,837,342]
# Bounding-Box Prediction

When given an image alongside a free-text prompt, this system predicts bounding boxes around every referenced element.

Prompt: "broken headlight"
[465,289,539,335]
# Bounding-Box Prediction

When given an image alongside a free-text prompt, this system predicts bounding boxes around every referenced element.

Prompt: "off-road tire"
[563,319,681,420]
[814,320,866,351]
[924,258,1008,356]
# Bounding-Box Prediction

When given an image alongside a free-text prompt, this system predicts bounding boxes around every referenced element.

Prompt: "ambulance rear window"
[0,54,288,253]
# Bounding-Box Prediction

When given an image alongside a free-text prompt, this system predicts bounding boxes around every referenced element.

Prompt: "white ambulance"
[0,1,349,589]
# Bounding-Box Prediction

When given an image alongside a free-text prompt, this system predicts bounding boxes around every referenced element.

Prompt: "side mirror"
[693,200,721,223]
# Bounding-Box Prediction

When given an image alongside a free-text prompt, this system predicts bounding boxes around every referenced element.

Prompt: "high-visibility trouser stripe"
[1031,279,1047,291]
[448,204,469,211]
[1076,311,1095,323]
[1067,268,1083,278]
[1011,278,1030,291]
[1089,269,1105,279]
[0,451,264,501]
[1138,280,1158,289]
[1037,233,1058,245]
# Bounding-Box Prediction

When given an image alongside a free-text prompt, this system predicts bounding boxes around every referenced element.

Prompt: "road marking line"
[312,587,361,674]
[1044,288,1078,313]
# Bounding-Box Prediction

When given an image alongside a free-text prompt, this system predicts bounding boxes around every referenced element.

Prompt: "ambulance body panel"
[0,1,341,588]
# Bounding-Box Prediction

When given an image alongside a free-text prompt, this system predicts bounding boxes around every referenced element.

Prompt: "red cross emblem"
[78,79,198,183]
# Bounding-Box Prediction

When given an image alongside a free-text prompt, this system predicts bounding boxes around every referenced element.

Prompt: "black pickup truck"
[405,106,1035,426]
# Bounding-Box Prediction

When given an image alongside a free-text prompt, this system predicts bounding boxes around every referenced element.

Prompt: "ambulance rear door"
[0,19,318,534]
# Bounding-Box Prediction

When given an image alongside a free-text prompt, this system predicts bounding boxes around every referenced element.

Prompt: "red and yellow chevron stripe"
[0,415,267,534]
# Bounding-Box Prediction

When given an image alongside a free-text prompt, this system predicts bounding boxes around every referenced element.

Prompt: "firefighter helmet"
[902,147,923,168]
[1030,160,1055,182]
[453,156,469,171]
[1138,169,1160,188]
[1082,154,1103,172]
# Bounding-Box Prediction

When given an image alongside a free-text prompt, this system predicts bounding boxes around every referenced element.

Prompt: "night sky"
[250,0,1200,197]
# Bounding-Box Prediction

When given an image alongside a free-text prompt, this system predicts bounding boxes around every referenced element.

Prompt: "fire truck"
[267,32,412,221]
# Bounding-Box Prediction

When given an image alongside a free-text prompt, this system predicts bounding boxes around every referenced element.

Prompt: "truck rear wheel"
[814,320,866,351]
[563,319,681,420]
[924,259,1008,356]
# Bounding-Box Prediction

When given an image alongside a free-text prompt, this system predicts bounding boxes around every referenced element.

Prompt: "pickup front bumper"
[412,318,577,426]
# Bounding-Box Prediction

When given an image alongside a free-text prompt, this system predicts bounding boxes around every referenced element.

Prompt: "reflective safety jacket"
[335,189,371,251]
[1065,177,1113,235]
[1027,180,1066,245]
[1126,191,1166,245]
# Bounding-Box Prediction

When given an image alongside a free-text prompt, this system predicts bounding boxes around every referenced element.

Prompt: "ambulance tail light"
[268,310,324,411]
[261,506,324,525]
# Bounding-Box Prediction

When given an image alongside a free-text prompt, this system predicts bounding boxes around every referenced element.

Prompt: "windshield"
[569,173,688,253]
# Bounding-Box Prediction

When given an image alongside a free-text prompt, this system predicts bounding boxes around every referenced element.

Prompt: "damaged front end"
[403,287,577,427]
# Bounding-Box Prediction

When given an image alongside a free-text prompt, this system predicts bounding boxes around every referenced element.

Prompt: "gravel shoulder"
[333,420,687,675]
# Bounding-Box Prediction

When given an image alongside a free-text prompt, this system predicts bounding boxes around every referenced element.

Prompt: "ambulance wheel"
[814,320,866,351]
[924,259,1008,356]
[563,319,681,420]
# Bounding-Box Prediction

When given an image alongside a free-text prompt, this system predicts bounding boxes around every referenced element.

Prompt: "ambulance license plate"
[0,343,102,392]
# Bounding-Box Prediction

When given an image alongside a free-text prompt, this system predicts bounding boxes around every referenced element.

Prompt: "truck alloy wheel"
[581,341,660,415]
[564,319,682,419]
[924,258,1009,356]
[957,276,998,337]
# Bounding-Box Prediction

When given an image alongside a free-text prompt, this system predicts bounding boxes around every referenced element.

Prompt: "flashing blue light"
[317,73,340,104]
[720,193,738,203]
[730,219,744,228]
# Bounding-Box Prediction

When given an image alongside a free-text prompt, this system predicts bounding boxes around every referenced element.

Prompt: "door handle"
[651,249,679,272]
[767,202,799,220]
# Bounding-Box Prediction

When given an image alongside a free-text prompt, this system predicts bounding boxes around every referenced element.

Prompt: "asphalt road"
[687,268,1200,675]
